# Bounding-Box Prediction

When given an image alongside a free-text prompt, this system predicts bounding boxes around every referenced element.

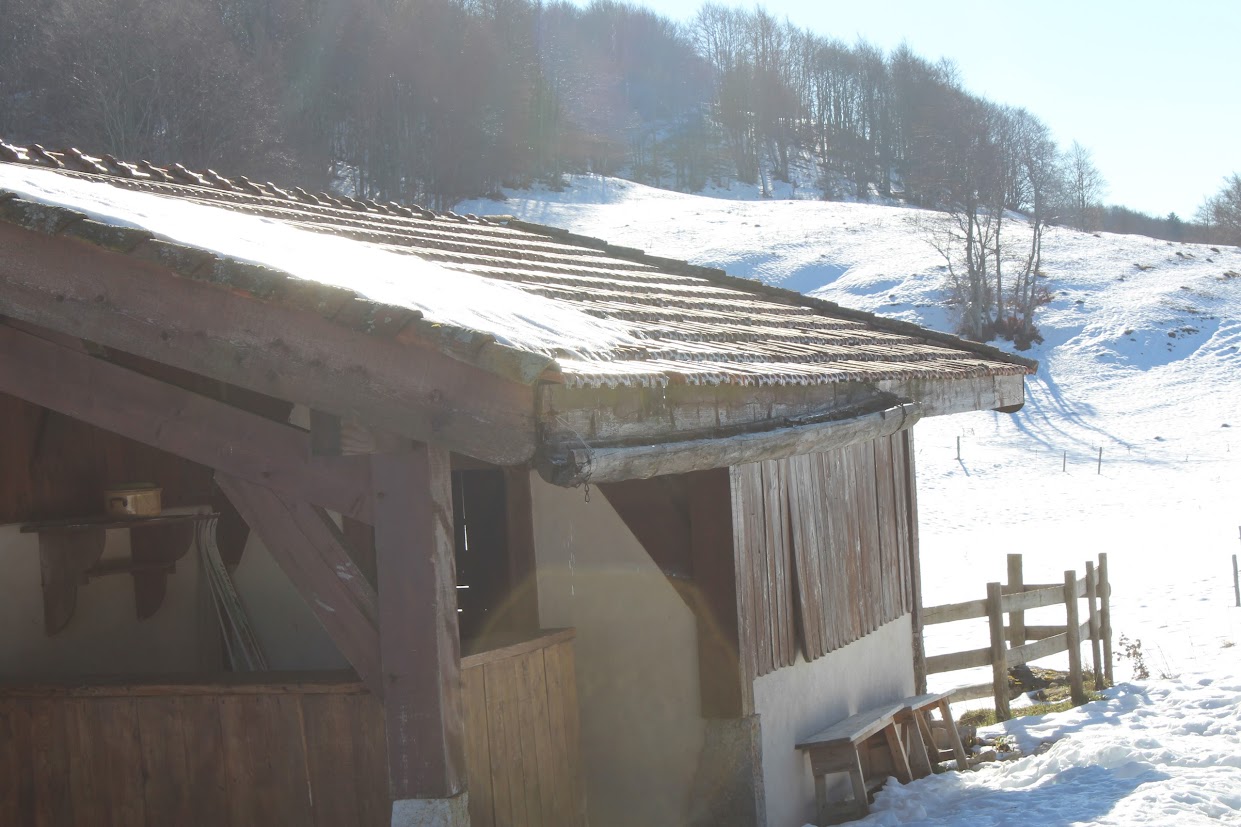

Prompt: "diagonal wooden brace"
[215,473,382,697]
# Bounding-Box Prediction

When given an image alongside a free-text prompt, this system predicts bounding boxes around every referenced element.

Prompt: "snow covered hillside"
[460,177,1241,824]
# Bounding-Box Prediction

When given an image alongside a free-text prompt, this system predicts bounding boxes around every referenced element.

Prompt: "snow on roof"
[0,148,1034,392]
[0,162,641,359]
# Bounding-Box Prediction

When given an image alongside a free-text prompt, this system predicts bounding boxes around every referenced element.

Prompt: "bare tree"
[1195,174,1241,246]
[694,3,759,184]
[1006,109,1062,346]
[1065,140,1105,231]
[928,94,1004,341]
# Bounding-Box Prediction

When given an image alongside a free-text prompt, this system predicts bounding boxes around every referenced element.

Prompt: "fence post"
[1233,550,1239,609]
[1086,560,1103,688]
[1064,570,1086,705]
[987,581,1011,721]
[1099,553,1113,686]
[1006,554,1025,647]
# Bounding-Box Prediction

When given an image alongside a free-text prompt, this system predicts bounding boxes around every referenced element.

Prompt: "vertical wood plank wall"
[732,432,917,678]
[0,631,581,827]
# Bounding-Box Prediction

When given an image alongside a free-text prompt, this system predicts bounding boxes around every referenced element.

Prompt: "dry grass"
[959,673,1106,728]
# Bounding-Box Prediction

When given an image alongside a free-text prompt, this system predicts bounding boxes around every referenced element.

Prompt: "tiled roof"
[0,142,1036,389]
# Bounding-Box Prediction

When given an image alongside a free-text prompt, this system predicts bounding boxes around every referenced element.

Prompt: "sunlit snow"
[460,175,1241,826]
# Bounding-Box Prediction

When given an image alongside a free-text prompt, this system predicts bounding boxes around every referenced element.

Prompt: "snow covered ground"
[460,176,1241,825]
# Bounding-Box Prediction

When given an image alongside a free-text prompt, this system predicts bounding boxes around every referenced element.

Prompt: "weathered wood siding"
[0,632,581,827]
[732,432,917,677]
[461,630,585,827]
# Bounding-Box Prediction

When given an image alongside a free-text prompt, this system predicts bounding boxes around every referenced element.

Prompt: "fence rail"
[922,552,1112,720]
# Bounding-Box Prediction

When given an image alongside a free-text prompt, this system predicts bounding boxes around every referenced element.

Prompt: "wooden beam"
[310,409,343,457]
[342,517,378,589]
[0,322,375,522]
[688,468,747,718]
[0,221,537,464]
[543,402,922,486]
[876,374,1026,418]
[370,445,466,801]
[597,477,694,579]
[214,473,382,697]
[502,467,540,633]
[540,368,1025,456]
[540,378,885,448]
[600,471,747,717]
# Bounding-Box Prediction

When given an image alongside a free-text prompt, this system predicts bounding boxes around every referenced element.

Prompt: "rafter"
[0,321,375,521]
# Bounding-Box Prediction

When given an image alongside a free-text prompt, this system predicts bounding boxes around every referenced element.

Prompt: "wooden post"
[1099,553,1113,686]
[1064,570,1086,705]
[956,435,961,461]
[1233,553,1240,608]
[986,581,1010,721]
[1086,560,1103,688]
[1097,447,1102,475]
[371,444,468,824]
[905,430,927,696]
[1006,553,1025,646]
[1233,528,1240,607]
[502,466,541,633]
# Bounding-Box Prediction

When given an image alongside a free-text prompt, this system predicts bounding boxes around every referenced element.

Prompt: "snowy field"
[460,177,1241,825]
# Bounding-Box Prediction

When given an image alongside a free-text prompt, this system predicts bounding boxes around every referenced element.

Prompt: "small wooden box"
[105,484,162,518]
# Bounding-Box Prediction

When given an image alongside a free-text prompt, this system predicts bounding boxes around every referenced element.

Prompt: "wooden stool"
[796,702,912,824]
[896,691,969,776]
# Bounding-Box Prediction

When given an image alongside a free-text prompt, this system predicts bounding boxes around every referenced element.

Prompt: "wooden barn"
[0,144,1035,827]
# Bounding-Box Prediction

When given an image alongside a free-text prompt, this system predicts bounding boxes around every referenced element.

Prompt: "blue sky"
[578,0,1240,219]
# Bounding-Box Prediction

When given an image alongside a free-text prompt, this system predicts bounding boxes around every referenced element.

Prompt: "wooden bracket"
[129,520,196,620]
[24,513,212,632]
[36,530,104,634]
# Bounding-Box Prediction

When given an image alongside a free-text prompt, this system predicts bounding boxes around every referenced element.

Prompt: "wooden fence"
[0,628,582,826]
[922,553,1112,720]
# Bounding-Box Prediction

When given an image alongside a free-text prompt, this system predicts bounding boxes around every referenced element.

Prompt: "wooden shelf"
[21,512,219,534]
[23,512,219,633]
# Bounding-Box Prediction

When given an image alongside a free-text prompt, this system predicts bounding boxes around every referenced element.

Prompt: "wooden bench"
[796,692,968,825]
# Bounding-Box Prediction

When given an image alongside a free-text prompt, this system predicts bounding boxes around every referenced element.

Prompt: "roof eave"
[875,372,1027,418]
[536,369,1027,486]
[539,400,923,487]
[0,215,541,465]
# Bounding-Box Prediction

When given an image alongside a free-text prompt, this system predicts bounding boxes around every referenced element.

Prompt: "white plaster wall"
[753,614,916,827]
[530,475,706,827]
[0,523,205,676]
[0,522,348,677]
[230,531,349,671]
